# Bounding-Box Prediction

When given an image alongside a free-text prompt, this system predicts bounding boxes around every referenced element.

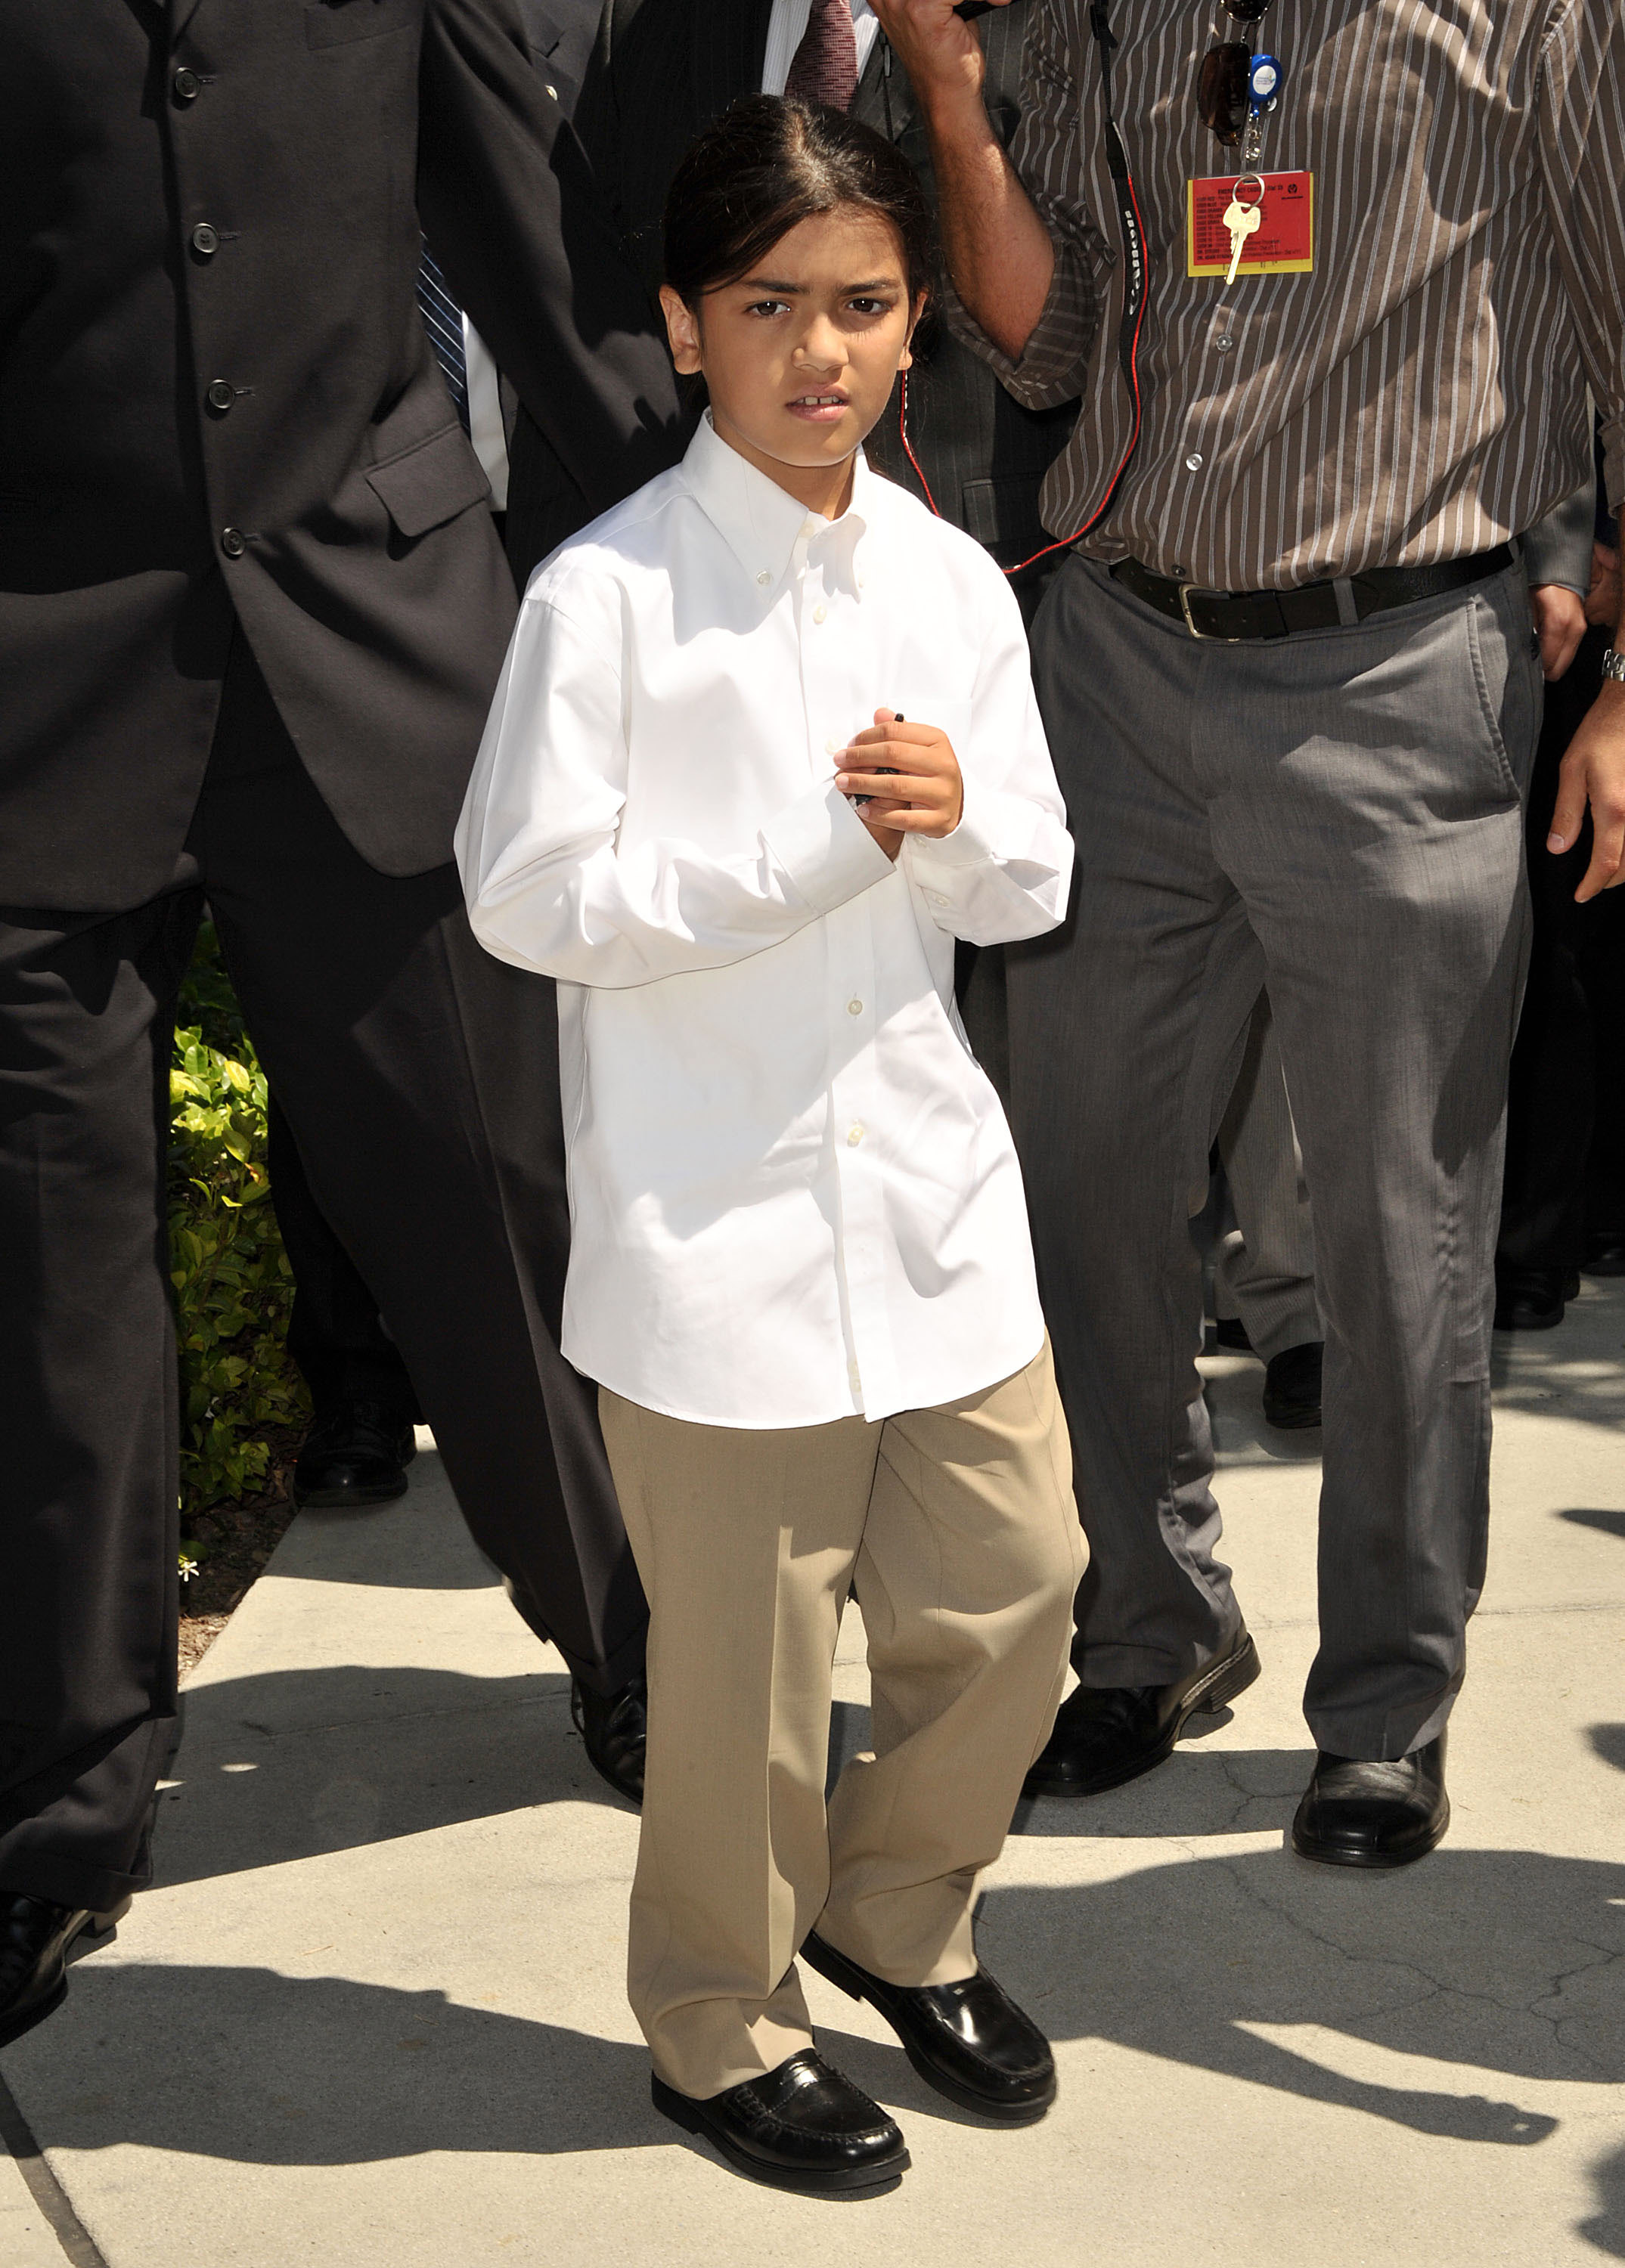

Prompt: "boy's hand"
[838,709,964,862]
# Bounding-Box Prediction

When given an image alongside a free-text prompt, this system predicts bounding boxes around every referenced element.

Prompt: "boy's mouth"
[786,391,850,421]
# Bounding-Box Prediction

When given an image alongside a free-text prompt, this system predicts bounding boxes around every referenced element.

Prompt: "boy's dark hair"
[663,94,934,307]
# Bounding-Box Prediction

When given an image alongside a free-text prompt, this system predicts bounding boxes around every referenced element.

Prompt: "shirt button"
[206,379,234,412]
[220,526,247,558]
[847,1124,864,1147]
[1185,452,1204,471]
[172,67,201,102]
[755,570,771,587]
[814,603,828,624]
[191,222,220,256]
[544,82,558,98]
[825,736,840,754]
[847,998,863,1015]
[1215,336,1234,353]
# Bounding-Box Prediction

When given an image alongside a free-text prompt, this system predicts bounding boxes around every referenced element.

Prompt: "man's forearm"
[920,85,1056,363]
[870,2,1055,361]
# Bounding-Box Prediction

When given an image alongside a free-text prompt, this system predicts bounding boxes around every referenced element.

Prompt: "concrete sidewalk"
[4,1284,1623,2268]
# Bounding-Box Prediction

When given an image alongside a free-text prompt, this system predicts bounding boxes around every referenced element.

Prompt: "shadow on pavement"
[1561,1508,1625,1543]
[1582,2140,1625,2257]
[11,1847,1619,2167]
[154,1663,622,1888]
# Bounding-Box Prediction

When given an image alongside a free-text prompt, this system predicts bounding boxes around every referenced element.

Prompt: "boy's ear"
[898,287,929,376]
[659,285,703,376]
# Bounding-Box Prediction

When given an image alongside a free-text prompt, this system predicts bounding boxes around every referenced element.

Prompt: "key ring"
[1230,172,1267,209]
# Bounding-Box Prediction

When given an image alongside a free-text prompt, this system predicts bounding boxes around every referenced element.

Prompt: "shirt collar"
[684,413,878,594]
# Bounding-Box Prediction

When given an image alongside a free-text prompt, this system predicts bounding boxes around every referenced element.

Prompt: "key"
[1223,196,1263,285]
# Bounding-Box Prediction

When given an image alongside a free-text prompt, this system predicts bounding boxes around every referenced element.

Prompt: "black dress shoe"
[1291,1733,1449,1868]
[1262,1340,1323,1430]
[290,1399,417,1509]
[651,2047,907,2195]
[802,1932,1054,2123]
[1584,1234,1625,1278]
[1023,1623,1261,1800]
[1212,1315,1253,1352]
[571,1673,646,1805]
[0,1893,130,2050]
[1493,1266,1568,1331]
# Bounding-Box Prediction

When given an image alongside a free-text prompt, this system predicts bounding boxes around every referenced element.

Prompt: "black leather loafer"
[571,1673,646,1805]
[652,2047,907,2195]
[1023,1624,1261,1799]
[1492,1266,1579,1331]
[290,1399,417,1509]
[1263,1340,1323,1430]
[1291,1734,1449,1868]
[803,1932,1055,2123]
[0,1893,131,2050]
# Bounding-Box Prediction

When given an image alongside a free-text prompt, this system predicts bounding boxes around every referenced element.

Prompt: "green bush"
[169,925,308,1533]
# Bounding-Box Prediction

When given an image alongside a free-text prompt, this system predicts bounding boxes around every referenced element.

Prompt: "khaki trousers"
[599,1340,1084,2100]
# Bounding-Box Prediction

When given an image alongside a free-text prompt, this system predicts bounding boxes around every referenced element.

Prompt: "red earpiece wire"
[898,167,1149,578]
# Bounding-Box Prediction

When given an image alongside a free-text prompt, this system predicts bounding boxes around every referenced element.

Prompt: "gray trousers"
[1212,993,1320,1361]
[1009,556,1540,1759]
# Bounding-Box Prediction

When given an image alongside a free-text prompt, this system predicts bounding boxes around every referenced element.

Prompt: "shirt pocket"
[306,0,418,48]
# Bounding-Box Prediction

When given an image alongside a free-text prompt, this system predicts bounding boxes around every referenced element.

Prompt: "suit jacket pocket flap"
[307,0,418,48]
[367,423,491,539]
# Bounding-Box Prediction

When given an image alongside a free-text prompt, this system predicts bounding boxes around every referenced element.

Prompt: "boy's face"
[660,208,921,513]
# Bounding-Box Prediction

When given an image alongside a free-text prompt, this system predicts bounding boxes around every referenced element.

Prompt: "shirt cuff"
[905,770,1036,884]
[941,239,1102,408]
[762,779,895,915]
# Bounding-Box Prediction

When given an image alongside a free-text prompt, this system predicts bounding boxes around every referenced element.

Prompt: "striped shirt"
[951,0,1625,590]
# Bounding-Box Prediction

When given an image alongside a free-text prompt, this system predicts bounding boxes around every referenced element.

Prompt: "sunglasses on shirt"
[1198,0,1275,146]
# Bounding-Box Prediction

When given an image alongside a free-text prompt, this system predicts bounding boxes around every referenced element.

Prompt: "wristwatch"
[1605,646,1625,685]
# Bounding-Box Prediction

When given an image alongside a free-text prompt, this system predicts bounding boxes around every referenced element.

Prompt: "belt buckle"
[1178,582,1226,639]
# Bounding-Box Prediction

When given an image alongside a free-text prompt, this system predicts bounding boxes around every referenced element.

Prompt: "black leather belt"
[1109,544,1516,641]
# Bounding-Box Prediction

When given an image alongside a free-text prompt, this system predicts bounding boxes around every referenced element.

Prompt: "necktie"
[417,242,471,437]
[785,0,859,110]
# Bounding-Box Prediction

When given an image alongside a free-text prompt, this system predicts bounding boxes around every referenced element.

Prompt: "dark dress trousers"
[0,0,681,1912]
[501,0,1075,592]
[262,0,606,1430]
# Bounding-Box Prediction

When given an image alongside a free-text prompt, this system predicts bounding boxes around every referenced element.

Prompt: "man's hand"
[869,1,1004,110]
[1587,540,1622,630]
[838,708,965,861]
[1549,682,1625,900]
[1530,584,1587,681]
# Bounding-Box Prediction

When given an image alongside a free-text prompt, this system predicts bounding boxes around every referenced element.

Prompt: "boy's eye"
[745,298,790,318]
[848,296,895,318]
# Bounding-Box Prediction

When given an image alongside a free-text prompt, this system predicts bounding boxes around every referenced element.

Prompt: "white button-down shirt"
[456,418,1073,1428]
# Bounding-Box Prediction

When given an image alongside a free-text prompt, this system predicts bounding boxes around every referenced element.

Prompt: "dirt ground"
[178,1425,305,1677]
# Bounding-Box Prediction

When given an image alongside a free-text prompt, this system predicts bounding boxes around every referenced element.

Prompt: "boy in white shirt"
[457,94,1082,2196]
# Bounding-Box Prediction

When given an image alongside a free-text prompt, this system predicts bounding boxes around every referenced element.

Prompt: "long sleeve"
[456,594,895,988]
[904,569,1075,946]
[1539,0,1625,515]
[942,1,1109,412]
[1521,473,1599,595]
[417,0,682,519]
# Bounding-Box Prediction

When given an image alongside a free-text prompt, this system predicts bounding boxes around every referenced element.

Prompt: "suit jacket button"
[191,222,220,256]
[206,379,235,411]
[172,67,201,102]
[220,527,247,558]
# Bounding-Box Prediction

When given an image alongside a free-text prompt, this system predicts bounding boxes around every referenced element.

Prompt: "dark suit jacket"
[515,0,599,104]
[500,0,1074,588]
[0,0,681,911]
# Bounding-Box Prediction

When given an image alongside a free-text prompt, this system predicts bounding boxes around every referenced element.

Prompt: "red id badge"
[1187,171,1313,277]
